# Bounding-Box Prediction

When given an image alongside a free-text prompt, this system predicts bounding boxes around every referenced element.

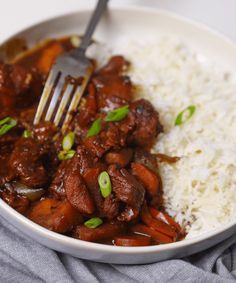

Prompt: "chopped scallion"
[22,130,33,138]
[62,131,75,151]
[0,117,11,126]
[175,105,196,126]
[58,149,75,161]
[86,118,102,138]
[0,117,17,136]
[98,171,112,198]
[84,217,103,229]
[105,105,129,122]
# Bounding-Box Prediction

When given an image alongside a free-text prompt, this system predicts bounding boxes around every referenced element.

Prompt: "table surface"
[0,0,235,42]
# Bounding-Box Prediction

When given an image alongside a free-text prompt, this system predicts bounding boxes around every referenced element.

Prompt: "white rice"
[88,37,236,239]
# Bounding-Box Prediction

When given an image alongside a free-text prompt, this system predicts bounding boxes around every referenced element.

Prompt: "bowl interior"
[1,6,236,264]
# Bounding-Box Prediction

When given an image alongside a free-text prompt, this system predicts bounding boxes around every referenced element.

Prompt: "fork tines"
[34,67,93,133]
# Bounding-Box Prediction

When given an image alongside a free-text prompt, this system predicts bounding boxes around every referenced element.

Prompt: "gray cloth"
[1,216,236,283]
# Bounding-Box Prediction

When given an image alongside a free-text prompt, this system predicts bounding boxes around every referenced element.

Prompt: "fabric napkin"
[1,216,236,283]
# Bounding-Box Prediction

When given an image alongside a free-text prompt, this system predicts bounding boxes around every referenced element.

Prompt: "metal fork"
[34,0,109,133]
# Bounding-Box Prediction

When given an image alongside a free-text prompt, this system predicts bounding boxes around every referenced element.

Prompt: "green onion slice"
[175,105,196,126]
[58,149,75,161]
[0,117,11,126]
[62,131,75,151]
[0,117,17,136]
[98,171,112,198]
[22,130,33,138]
[105,105,129,122]
[84,217,103,229]
[86,118,102,138]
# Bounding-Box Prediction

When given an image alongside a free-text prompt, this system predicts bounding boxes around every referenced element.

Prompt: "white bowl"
[1,6,236,264]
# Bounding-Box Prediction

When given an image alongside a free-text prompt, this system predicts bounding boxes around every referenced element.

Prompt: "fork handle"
[74,0,109,56]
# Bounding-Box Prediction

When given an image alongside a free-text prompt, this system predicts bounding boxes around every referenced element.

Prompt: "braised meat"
[129,99,163,148]
[107,165,146,222]
[0,63,43,110]
[105,148,133,168]
[8,138,48,187]
[93,56,132,111]
[64,167,95,214]
[1,190,29,214]
[0,37,183,247]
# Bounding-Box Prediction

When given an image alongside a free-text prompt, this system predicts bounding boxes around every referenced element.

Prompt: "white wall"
[0,0,235,42]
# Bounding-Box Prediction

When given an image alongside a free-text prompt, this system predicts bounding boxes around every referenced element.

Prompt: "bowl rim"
[1,5,236,254]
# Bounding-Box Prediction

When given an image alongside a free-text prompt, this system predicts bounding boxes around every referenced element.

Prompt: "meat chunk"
[49,161,68,198]
[84,121,131,158]
[0,63,30,97]
[93,74,132,110]
[108,166,145,208]
[67,146,101,175]
[62,147,106,214]
[134,148,158,171]
[129,99,163,148]
[8,138,48,187]
[0,142,15,185]
[0,63,43,109]
[105,148,133,168]
[28,198,82,233]
[74,221,125,242]
[77,83,97,128]
[64,167,94,214]
[33,122,58,144]
[97,56,130,75]
[84,123,123,158]
[117,205,139,222]
[1,190,29,214]
[102,194,119,220]
[83,168,120,219]
[84,136,105,158]
[108,165,145,221]
[83,168,104,215]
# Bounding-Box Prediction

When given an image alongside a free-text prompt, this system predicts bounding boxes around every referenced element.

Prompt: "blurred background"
[0,0,234,41]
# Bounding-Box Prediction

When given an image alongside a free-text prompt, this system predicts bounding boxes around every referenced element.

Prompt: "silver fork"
[34,0,109,133]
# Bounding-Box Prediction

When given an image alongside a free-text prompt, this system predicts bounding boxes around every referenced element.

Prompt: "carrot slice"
[75,222,124,242]
[131,224,173,244]
[131,163,159,196]
[114,234,151,246]
[28,198,82,233]
[149,207,181,232]
[37,41,64,74]
[141,204,177,238]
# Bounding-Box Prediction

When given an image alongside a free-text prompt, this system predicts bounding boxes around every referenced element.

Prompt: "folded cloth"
[1,216,236,283]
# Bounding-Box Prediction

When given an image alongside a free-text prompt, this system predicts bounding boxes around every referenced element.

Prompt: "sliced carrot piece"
[149,207,181,232]
[37,41,64,74]
[28,198,83,233]
[131,163,159,196]
[114,234,151,246]
[131,224,173,244]
[75,222,124,242]
[141,204,177,238]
